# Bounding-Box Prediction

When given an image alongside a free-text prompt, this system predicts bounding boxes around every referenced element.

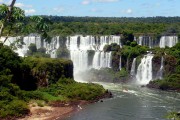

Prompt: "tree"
[0,0,51,46]
[0,0,24,44]
[30,16,52,42]
[121,31,134,45]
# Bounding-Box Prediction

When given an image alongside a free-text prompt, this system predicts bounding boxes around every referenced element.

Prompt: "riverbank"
[147,78,180,92]
[18,101,86,120]
[18,91,113,120]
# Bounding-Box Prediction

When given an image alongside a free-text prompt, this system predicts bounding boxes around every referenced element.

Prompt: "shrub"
[0,100,29,118]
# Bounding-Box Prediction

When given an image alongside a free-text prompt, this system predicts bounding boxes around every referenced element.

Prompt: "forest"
[2,16,180,38]
[0,1,180,120]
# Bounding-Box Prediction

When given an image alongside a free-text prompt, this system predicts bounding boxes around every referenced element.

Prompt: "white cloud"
[121,8,133,14]
[0,0,3,3]
[25,9,36,14]
[81,0,118,5]
[53,7,65,12]
[81,0,90,5]
[15,3,24,7]
[15,2,33,8]
[93,0,119,2]
[91,8,102,12]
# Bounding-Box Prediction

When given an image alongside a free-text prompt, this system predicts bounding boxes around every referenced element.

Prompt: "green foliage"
[27,43,37,55]
[103,43,121,52]
[103,45,112,52]
[0,4,25,38]
[0,73,30,118]
[56,47,70,58]
[149,74,180,90]
[164,55,177,75]
[22,57,73,87]
[166,111,180,120]
[40,78,105,101]
[118,68,128,77]
[111,51,120,71]
[30,16,52,42]
[113,68,129,83]
[121,45,147,58]
[39,92,67,102]
[130,41,138,47]
[0,46,22,84]
[87,68,128,83]
[36,100,45,107]
[27,46,50,58]
[121,31,134,45]
[0,100,29,118]
[3,15,180,37]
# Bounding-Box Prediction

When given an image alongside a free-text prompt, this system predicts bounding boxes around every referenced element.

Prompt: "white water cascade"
[135,35,178,48]
[159,36,178,48]
[135,36,154,48]
[136,54,154,85]
[66,35,121,80]
[156,57,164,80]
[0,36,25,56]
[92,51,111,69]
[130,58,136,76]
[1,35,122,81]
[119,56,122,70]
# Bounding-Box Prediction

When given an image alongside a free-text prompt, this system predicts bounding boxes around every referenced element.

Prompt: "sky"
[0,0,180,17]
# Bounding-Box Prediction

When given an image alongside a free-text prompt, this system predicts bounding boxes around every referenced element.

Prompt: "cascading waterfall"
[119,56,122,70]
[45,36,61,58]
[130,58,136,76]
[92,51,111,69]
[70,50,89,74]
[156,56,164,80]
[1,34,122,81]
[2,34,177,83]
[135,35,178,48]
[159,36,178,48]
[66,35,121,80]
[22,35,41,56]
[136,54,154,85]
[0,36,26,56]
[135,36,154,48]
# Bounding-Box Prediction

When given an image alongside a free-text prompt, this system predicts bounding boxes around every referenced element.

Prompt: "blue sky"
[1,0,180,17]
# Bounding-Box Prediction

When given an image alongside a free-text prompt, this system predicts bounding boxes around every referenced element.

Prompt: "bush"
[56,47,70,58]
[39,78,106,101]
[148,74,180,91]
[21,57,73,88]
[0,100,29,118]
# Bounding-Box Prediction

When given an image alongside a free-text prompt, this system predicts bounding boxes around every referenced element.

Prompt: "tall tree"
[0,0,51,46]
[0,0,24,44]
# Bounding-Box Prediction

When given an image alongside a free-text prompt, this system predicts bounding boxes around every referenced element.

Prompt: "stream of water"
[63,82,180,120]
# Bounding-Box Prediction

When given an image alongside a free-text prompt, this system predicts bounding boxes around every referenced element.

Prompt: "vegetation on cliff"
[0,46,106,119]
[147,43,180,91]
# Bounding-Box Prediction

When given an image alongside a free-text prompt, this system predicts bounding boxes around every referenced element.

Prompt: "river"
[63,82,180,120]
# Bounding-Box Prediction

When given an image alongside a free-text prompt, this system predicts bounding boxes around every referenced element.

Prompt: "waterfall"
[136,54,154,85]
[119,56,122,70]
[0,36,26,56]
[156,56,164,80]
[136,36,154,48]
[70,50,89,74]
[130,58,136,76]
[159,36,178,48]
[99,35,121,50]
[92,51,111,69]
[1,35,122,81]
[66,35,121,80]
[135,35,179,48]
